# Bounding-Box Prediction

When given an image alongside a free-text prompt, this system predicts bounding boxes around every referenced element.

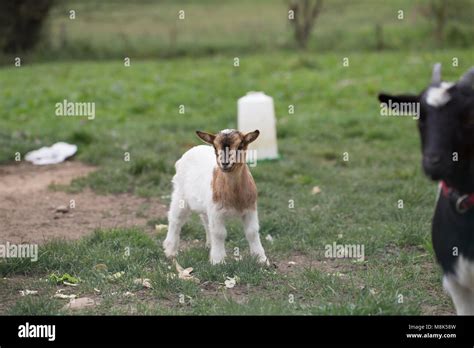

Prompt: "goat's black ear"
[196,131,216,145]
[378,93,419,106]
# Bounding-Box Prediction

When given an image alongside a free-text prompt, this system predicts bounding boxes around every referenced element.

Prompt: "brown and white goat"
[163,129,268,265]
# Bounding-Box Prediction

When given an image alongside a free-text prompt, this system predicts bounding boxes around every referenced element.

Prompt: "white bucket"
[237,91,279,160]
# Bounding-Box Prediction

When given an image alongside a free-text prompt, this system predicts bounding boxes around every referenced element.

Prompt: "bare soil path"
[0,161,167,244]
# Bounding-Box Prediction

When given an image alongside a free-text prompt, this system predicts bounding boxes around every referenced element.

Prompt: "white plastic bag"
[25,142,78,165]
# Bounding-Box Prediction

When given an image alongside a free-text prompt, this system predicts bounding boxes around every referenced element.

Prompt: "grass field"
[1,47,473,314]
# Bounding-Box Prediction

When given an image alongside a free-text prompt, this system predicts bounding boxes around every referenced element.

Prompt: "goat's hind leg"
[163,191,190,258]
[200,213,211,248]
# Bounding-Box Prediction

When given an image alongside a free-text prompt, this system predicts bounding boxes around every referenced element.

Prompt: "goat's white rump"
[443,256,474,315]
[163,145,267,265]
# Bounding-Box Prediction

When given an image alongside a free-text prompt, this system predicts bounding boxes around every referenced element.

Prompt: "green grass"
[1,48,473,314]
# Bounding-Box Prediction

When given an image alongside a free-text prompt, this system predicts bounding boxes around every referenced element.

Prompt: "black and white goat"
[379,64,474,315]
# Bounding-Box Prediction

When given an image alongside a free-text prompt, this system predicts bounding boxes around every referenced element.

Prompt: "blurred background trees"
[0,0,472,62]
[418,0,474,44]
[0,0,54,53]
[289,0,323,49]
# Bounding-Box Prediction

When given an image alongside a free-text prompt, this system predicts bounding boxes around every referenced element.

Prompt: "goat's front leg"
[444,275,474,315]
[243,210,268,265]
[208,212,227,264]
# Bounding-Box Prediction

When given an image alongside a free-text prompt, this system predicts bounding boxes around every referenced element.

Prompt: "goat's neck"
[224,165,248,183]
[449,155,474,193]
[212,165,257,211]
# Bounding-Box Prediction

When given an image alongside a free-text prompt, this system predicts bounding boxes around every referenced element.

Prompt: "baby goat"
[379,64,474,314]
[163,129,268,265]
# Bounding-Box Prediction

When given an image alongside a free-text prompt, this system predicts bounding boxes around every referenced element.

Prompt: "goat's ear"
[196,131,216,145]
[378,93,419,107]
[243,130,260,144]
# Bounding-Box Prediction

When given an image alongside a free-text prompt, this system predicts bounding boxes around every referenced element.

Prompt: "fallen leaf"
[62,297,98,311]
[311,186,322,195]
[55,205,69,213]
[288,261,297,266]
[123,291,135,297]
[175,261,200,283]
[265,234,274,244]
[224,276,239,289]
[63,281,79,287]
[54,293,77,299]
[93,288,101,294]
[155,224,168,233]
[19,290,38,296]
[106,271,124,281]
[93,264,108,272]
[133,278,153,289]
[49,273,80,285]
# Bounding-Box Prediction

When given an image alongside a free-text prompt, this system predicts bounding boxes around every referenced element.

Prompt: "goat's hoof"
[164,249,177,259]
[164,251,177,259]
[210,257,226,265]
[257,255,270,266]
[163,240,178,258]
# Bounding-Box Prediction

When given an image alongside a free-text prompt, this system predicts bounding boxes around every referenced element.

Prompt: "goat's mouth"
[219,165,235,173]
[422,161,453,181]
[425,171,444,181]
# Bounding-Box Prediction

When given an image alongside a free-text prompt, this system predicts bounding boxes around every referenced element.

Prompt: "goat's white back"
[172,145,215,213]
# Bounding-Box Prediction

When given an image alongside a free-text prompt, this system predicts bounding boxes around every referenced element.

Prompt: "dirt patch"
[199,281,255,305]
[274,252,367,276]
[0,161,167,244]
[274,253,316,274]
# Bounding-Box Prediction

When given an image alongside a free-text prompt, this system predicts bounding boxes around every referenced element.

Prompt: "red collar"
[441,181,474,214]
